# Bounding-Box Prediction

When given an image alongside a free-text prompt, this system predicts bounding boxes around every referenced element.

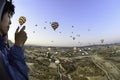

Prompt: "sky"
[8,0,120,47]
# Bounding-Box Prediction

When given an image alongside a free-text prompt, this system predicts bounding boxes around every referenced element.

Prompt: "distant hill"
[25,42,120,48]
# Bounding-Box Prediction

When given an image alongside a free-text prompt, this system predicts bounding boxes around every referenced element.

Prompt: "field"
[25,44,120,80]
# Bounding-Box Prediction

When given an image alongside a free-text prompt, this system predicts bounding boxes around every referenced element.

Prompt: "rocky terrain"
[24,45,120,80]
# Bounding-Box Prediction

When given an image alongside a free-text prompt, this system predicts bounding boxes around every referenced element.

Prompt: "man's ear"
[0,0,6,22]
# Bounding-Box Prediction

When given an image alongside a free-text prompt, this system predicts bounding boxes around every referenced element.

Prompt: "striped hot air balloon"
[51,22,59,31]
[19,16,26,26]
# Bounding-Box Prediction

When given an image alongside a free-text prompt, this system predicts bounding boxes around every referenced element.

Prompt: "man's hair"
[1,1,15,20]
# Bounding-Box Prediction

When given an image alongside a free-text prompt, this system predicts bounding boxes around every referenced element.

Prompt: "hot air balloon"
[44,27,46,29]
[100,39,104,43]
[33,31,35,33]
[51,41,53,42]
[73,47,77,53]
[76,34,80,37]
[19,16,26,26]
[73,37,75,40]
[48,48,51,51]
[55,60,60,65]
[51,22,59,30]
[35,24,37,26]
[88,29,90,31]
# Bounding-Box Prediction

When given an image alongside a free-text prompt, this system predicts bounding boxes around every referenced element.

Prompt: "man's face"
[0,12,11,35]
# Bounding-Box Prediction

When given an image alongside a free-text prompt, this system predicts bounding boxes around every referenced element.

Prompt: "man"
[0,0,29,80]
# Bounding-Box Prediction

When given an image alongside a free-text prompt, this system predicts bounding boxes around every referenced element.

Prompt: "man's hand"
[15,26,27,47]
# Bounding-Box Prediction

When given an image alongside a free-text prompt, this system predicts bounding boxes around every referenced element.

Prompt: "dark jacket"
[0,35,29,80]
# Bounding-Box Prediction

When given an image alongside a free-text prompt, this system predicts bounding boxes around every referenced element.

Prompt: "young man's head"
[0,0,15,36]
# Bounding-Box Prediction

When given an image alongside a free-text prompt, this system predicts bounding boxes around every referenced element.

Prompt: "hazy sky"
[9,0,120,47]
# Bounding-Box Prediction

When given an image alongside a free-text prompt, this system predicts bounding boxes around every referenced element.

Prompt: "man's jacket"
[0,35,29,80]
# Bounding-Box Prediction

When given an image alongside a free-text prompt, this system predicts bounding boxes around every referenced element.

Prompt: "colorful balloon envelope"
[51,22,59,30]
[19,16,26,26]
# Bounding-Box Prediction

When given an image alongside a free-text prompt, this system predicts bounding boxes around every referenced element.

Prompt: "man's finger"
[20,26,25,32]
[15,27,19,33]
